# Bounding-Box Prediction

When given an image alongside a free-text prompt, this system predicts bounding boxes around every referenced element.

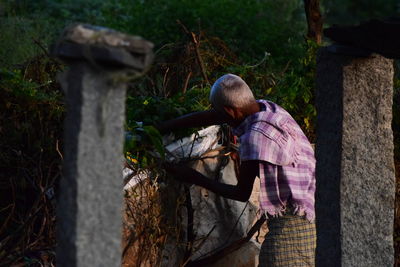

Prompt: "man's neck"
[233,102,261,126]
[246,102,261,116]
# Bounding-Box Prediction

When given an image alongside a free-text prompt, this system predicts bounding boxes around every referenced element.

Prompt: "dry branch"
[177,20,209,85]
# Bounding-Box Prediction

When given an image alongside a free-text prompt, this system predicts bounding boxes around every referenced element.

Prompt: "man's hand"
[163,162,197,184]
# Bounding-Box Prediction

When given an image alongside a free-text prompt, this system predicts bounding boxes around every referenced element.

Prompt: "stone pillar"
[315,48,395,266]
[52,24,153,267]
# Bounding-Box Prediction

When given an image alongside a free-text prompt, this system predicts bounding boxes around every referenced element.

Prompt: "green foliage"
[0,65,64,152]
[0,58,63,265]
[265,40,319,140]
[107,0,306,65]
[0,62,64,178]
[0,17,49,68]
[125,87,211,165]
[126,86,211,126]
[0,1,60,68]
[125,123,165,168]
[1,0,307,67]
[1,69,60,103]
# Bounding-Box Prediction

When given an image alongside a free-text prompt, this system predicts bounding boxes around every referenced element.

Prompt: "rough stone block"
[315,48,395,267]
[57,64,127,267]
[55,24,153,267]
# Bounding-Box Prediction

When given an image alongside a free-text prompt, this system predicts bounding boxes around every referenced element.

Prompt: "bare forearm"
[164,161,258,202]
[184,168,249,202]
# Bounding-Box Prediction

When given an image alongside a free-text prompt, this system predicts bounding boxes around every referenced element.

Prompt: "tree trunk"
[304,0,323,44]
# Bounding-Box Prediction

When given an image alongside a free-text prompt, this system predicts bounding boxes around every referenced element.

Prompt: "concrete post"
[52,24,153,267]
[315,48,395,266]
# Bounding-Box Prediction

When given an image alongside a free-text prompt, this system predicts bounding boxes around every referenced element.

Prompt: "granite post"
[315,48,395,266]
[53,24,153,267]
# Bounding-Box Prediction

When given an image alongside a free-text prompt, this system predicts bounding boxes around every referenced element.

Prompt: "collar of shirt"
[233,99,282,137]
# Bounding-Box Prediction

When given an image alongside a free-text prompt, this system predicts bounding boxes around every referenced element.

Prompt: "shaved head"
[209,74,256,113]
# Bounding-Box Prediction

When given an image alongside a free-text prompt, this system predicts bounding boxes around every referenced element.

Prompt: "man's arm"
[164,160,259,202]
[156,109,226,134]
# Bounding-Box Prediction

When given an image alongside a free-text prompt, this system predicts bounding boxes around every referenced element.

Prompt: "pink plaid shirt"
[233,100,316,222]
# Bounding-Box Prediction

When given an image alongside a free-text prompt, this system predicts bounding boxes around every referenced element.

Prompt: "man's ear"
[223,106,235,118]
[223,105,236,118]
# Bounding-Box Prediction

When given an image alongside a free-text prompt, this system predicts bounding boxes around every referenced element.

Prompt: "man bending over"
[159,74,316,267]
